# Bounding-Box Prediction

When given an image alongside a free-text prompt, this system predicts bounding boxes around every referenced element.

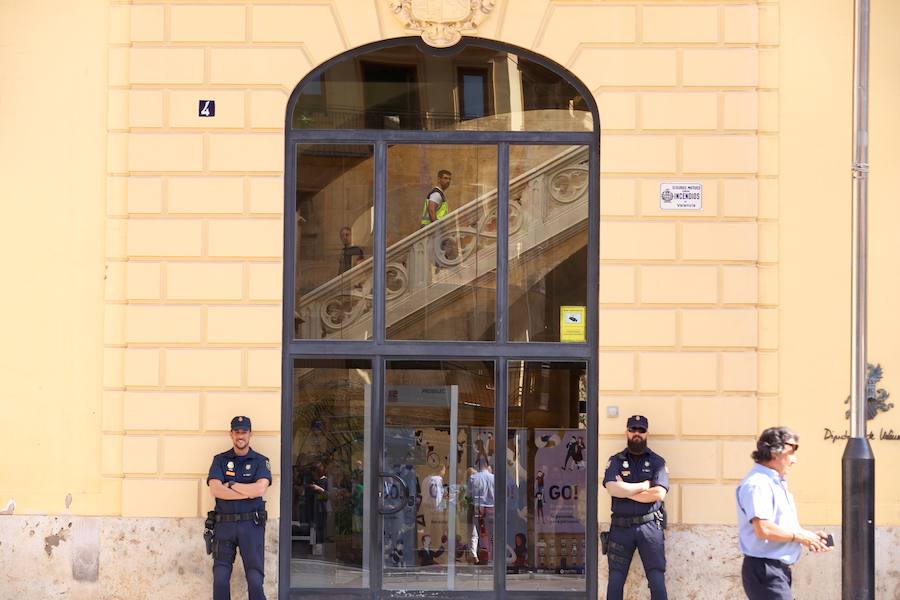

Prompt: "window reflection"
[507,361,587,591]
[295,144,374,340]
[459,67,489,119]
[291,359,372,588]
[386,144,498,341]
[361,61,422,129]
[508,145,589,342]
[293,42,592,132]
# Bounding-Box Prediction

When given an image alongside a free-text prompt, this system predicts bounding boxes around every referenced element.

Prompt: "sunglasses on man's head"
[784,442,799,453]
[628,427,647,434]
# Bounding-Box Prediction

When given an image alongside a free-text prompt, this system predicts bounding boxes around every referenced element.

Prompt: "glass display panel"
[386,144,498,341]
[506,361,588,591]
[290,359,372,588]
[508,145,589,342]
[292,42,592,132]
[294,144,374,340]
[382,360,496,591]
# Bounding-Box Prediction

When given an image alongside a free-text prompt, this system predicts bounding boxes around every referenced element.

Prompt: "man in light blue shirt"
[468,463,495,564]
[736,427,832,599]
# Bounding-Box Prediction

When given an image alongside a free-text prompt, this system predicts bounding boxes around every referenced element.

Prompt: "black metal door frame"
[279,37,600,600]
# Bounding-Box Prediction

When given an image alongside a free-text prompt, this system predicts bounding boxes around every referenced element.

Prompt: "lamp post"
[842,0,875,598]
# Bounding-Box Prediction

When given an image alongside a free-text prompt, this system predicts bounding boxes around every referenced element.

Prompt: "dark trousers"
[606,521,667,600]
[213,520,266,600]
[741,555,793,600]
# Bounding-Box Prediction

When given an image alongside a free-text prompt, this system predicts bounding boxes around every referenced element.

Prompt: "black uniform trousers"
[213,520,266,600]
[741,556,793,600]
[606,521,667,600]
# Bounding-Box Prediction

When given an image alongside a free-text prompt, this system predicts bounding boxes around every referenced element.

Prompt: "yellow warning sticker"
[560,306,586,343]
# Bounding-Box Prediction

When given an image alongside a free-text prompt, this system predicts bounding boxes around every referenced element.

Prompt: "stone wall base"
[608,524,899,599]
[1,517,897,599]
[0,515,277,599]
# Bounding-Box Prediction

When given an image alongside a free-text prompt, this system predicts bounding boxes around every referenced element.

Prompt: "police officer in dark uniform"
[602,415,669,599]
[207,416,273,600]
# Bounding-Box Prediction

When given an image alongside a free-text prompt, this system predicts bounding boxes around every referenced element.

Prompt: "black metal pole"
[842,438,875,599]
[843,0,875,598]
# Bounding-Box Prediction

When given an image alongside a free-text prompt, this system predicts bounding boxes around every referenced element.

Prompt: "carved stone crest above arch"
[388,0,497,47]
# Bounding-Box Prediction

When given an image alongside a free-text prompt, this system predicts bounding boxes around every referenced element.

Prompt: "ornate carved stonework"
[389,0,497,47]
[549,167,590,204]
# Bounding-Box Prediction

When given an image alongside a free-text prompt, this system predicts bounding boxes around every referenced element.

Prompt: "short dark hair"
[437,169,452,178]
[752,427,799,462]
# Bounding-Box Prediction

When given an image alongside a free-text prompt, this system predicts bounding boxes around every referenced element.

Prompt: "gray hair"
[752,427,799,462]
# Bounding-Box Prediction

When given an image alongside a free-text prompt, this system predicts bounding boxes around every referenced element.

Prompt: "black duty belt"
[215,510,267,523]
[611,510,661,528]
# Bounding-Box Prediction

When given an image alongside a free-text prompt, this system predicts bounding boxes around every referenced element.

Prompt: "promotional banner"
[534,429,587,535]
[413,426,458,567]
[384,422,472,568]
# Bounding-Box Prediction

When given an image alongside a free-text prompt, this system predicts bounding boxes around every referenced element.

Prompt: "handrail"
[300,145,586,303]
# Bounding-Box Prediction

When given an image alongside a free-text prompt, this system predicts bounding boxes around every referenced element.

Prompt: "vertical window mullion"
[371,355,385,594]
[497,143,510,343]
[279,142,298,600]
[494,357,508,597]
[374,141,387,344]
[585,140,601,600]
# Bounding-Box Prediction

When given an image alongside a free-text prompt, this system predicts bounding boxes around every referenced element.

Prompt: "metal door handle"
[378,472,410,515]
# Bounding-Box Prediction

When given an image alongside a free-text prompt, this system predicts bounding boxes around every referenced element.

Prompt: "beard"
[627,437,647,454]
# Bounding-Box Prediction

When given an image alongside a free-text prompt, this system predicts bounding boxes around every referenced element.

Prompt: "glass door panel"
[506,361,587,591]
[381,361,496,591]
[290,359,372,588]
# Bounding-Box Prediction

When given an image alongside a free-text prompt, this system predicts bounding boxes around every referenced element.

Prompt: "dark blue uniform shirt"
[207,447,272,514]
[603,448,669,518]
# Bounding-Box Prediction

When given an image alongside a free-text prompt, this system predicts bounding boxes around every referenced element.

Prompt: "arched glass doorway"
[280,37,600,600]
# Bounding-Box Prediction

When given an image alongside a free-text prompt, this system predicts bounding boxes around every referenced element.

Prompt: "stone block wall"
[106,0,306,518]
[568,0,778,526]
[103,0,778,524]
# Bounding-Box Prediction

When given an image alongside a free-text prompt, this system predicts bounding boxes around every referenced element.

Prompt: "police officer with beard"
[602,415,669,599]
[207,416,272,600]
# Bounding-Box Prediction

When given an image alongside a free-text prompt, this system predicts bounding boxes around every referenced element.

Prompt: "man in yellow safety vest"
[421,169,452,226]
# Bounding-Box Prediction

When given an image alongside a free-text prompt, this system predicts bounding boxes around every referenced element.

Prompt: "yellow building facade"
[1,0,899,598]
